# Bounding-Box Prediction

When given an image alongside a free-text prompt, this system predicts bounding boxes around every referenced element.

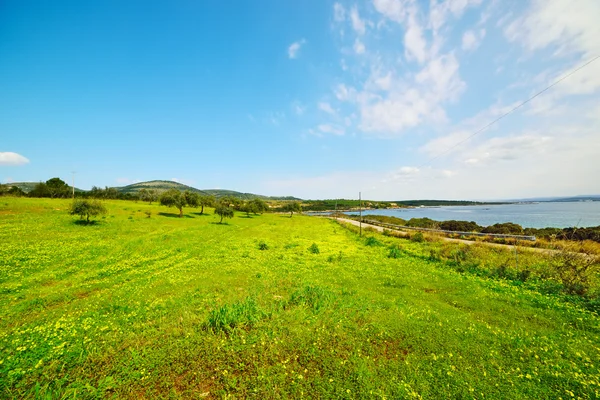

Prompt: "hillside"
[114,180,301,201]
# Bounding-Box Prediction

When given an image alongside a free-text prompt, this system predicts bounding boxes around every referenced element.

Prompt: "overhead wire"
[418,55,600,169]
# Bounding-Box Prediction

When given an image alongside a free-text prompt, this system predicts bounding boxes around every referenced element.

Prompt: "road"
[331,217,558,254]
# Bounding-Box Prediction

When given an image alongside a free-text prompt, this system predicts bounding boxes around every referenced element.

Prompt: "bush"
[308,243,320,254]
[365,236,381,246]
[482,223,524,235]
[388,245,402,259]
[551,246,599,296]
[410,232,425,242]
[258,240,269,250]
[406,217,439,229]
[440,220,481,232]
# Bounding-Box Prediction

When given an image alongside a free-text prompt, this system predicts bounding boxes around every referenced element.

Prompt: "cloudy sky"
[1,0,599,200]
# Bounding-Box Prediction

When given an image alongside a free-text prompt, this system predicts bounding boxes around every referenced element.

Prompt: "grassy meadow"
[1,198,599,399]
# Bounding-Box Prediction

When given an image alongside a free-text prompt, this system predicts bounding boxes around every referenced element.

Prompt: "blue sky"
[1,0,599,200]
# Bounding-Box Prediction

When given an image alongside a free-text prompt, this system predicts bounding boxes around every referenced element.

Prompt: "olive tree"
[284,201,302,217]
[199,195,216,215]
[139,188,158,204]
[214,204,234,223]
[159,189,199,217]
[69,199,107,223]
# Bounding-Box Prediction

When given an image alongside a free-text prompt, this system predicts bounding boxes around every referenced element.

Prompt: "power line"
[419,55,600,168]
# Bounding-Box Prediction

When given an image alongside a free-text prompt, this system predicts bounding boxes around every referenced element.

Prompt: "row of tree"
[156,189,302,222]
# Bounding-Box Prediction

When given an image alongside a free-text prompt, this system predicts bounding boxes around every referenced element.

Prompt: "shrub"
[410,232,425,242]
[551,246,599,296]
[308,243,320,254]
[440,220,481,232]
[258,240,269,250]
[388,245,402,259]
[365,236,381,246]
[482,223,524,235]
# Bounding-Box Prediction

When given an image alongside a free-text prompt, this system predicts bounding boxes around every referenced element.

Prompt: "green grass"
[1,198,599,399]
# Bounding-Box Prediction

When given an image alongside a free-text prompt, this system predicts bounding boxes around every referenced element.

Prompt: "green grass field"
[1,198,599,399]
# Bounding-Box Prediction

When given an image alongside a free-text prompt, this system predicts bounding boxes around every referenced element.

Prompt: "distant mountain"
[505,195,600,203]
[113,180,300,201]
[392,199,508,207]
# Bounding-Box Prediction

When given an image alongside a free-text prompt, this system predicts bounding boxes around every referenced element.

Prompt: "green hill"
[114,180,204,195]
[114,180,301,201]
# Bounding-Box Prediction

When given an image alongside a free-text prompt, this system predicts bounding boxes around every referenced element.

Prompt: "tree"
[199,195,216,215]
[220,196,242,211]
[243,198,268,217]
[250,198,268,214]
[69,199,107,223]
[242,201,257,217]
[46,177,70,198]
[284,201,302,217]
[29,182,51,198]
[159,189,198,217]
[0,184,25,197]
[184,191,200,209]
[139,188,158,204]
[214,204,234,223]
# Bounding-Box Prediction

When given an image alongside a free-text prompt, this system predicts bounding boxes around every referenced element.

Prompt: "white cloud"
[318,102,336,114]
[350,5,366,35]
[333,3,346,22]
[504,0,600,97]
[356,53,465,136]
[0,152,29,166]
[462,29,485,51]
[353,38,366,54]
[318,124,345,135]
[373,0,408,24]
[288,39,306,59]
[404,10,428,63]
[504,0,600,58]
[429,0,483,31]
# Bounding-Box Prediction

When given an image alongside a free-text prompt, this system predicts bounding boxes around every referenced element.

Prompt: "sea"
[344,201,600,229]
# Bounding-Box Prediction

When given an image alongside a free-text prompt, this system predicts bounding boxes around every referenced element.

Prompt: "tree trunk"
[179,207,183,217]
[200,205,204,215]
[86,214,90,223]
[220,214,224,223]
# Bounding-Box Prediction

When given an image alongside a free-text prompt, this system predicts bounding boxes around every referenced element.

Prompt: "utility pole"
[71,171,76,199]
[335,200,337,219]
[359,192,362,236]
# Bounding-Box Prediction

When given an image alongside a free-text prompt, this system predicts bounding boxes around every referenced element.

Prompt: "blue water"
[345,201,600,229]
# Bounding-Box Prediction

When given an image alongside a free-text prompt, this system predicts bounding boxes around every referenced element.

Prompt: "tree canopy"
[199,195,216,215]
[159,189,198,217]
[214,204,234,223]
[69,199,107,223]
[284,201,302,217]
